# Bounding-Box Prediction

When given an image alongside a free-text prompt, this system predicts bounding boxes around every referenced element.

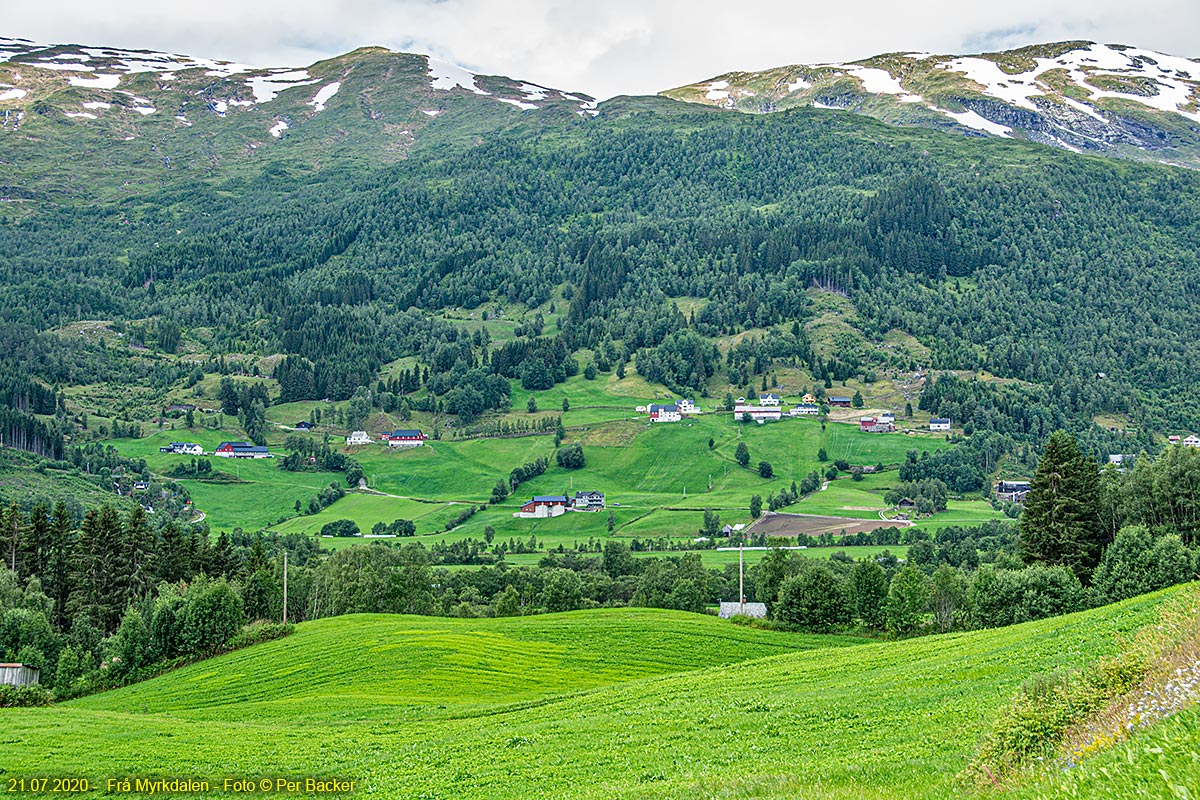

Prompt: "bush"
[965,652,1147,784]
[181,579,245,655]
[775,566,850,632]
[735,442,750,467]
[0,684,52,707]
[758,461,774,478]
[556,443,586,469]
[320,518,360,537]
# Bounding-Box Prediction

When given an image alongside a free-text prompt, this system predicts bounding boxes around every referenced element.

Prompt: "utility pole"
[282,550,288,625]
[739,541,745,606]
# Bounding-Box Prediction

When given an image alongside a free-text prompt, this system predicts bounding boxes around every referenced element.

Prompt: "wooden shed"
[0,663,40,686]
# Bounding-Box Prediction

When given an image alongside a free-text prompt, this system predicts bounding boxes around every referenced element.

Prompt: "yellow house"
[802,393,818,405]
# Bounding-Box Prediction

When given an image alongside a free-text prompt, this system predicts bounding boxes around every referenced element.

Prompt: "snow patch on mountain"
[427,57,489,95]
[248,70,317,103]
[269,119,288,137]
[705,80,730,102]
[496,97,537,111]
[69,74,121,89]
[941,108,1013,136]
[308,82,340,112]
[0,87,26,101]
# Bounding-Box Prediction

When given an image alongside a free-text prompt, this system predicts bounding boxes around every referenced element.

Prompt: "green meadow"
[494,544,911,569]
[0,590,1185,799]
[110,407,1003,548]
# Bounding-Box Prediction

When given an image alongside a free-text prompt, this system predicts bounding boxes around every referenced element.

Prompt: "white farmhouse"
[346,430,372,446]
[649,404,681,423]
[930,418,951,432]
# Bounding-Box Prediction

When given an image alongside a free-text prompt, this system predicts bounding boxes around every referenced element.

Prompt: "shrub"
[320,518,360,537]
[556,443,586,469]
[0,684,52,707]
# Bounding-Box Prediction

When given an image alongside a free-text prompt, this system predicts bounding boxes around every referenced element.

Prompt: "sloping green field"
[2,592,1194,799]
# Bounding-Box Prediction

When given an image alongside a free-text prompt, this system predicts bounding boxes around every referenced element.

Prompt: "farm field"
[913,499,1014,532]
[747,512,910,538]
[495,544,912,569]
[0,590,1184,799]
[268,492,464,538]
[111,410,980,545]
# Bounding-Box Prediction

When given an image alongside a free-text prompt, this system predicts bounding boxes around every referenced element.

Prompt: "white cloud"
[5,0,1198,99]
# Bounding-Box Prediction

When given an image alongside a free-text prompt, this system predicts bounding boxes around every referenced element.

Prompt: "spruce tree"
[1019,430,1106,582]
[46,501,75,628]
[19,501,49,583]
[124,505,154,601]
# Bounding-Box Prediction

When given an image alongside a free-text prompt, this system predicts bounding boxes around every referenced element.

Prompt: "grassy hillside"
[107,410,997,549]
[0,590,1189,798]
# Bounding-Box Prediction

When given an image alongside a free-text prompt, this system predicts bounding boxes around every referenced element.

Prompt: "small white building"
[677,398,698,415]
[346,430,372,446]
[790,404,819,416]
[880,412,895,424]
[735,404,782,422]
[930,418,951,432]
[718,602,767,619]
[1184,435,1200,448]
[758,393,782,406]
[649,404,681,423]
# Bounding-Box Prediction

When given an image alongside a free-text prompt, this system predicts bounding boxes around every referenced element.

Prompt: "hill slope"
[0,37,595,205]
[663,41,1200,167]
[0,592,1188,798]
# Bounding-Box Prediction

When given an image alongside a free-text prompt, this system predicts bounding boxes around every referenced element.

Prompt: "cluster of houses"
[515,491,606,518]
[158,442,203,455]
[1168,435,1200,448]
[344,429,428,447]
[159,440,271,459]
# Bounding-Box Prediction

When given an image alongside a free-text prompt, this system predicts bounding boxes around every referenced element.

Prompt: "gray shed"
[718,601,767,619]
[0,663,40,687]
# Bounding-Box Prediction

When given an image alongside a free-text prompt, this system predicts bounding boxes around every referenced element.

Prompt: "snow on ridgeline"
[937,42,1200,121]
[678,41,1200,138]
[0,38,257,77]
[426,57,490,95]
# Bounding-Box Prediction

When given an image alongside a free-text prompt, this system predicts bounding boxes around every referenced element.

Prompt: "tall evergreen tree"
[123,505,154,601]
[1019,430,1106,582]
[46,501,75,628]
[19,501,49,583]
[3,502,23,574]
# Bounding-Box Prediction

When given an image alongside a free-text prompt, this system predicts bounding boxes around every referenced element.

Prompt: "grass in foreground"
[0,591,1186,798]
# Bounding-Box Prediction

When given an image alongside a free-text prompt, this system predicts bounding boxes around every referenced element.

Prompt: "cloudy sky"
[8,0,1198,98]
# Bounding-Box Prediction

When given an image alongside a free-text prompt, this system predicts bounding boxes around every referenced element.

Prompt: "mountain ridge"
[662,40,1200,166]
